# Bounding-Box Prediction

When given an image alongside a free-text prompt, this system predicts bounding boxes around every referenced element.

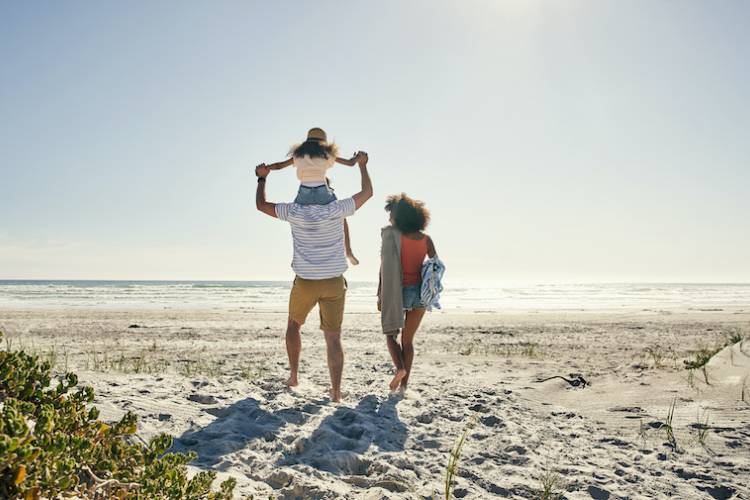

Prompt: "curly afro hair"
[385,193,430,233]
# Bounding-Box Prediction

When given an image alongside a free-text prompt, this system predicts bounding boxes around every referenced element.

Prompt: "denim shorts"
[295,184,337,205]
[402,285,425,310]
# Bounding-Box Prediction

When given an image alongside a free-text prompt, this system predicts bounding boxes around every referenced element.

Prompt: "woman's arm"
[427,236,437,258]
[377,272,382,311]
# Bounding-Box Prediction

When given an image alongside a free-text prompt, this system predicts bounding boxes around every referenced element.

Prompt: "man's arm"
[255,165,277,218]
[352,152,373,210]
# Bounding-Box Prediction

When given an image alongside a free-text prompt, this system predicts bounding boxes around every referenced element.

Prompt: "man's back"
[275,198,356,280]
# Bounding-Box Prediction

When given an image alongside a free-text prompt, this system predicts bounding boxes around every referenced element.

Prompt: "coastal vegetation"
[0,332,236,499]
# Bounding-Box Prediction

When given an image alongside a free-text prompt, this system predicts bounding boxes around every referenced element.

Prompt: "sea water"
[1,281,749,312]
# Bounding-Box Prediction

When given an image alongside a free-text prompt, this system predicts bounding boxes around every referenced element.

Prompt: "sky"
[1,0,749,284]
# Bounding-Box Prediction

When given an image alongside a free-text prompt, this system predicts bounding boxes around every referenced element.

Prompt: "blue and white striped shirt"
[275,198,356,280]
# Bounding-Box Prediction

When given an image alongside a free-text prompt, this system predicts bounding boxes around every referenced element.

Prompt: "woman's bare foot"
[389,369,407,391]
[347,252,360,266]
[286,374,299,387]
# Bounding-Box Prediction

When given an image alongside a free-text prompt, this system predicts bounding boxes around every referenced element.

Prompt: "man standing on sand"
[254,153,373,402]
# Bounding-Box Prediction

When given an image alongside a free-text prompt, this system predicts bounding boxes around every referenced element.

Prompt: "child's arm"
[258,158,294,172]
[344,219,360,265]
[335,151,361,167]
[344,219,353,253]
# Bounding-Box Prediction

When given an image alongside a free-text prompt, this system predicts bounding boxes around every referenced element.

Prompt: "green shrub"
[0,331,235,499]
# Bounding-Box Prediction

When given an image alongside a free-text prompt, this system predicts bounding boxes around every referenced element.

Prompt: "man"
[255,152,372,402]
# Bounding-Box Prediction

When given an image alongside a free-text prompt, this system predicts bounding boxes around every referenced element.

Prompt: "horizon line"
[2,279,750,286]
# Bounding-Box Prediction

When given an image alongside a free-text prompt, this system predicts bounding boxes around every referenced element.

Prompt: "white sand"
[1,307,748,499]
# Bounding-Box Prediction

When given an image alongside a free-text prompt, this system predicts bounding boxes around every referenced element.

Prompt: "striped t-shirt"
[275,198,356,280]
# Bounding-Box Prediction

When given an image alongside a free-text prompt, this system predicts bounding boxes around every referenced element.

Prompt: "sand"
[1,307,748,499]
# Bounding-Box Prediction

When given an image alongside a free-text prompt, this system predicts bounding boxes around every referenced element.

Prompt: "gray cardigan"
[378,226,404,334]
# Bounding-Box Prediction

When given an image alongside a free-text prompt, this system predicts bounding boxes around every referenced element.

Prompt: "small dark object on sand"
[128,324,141,329]
[536,373,589,388]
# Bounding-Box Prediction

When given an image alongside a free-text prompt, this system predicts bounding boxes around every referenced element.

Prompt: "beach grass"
[458,341,540,358]
[637,418,649,447]
[662,399,678,452]
[538,469,563,500]
[178,358,223,378]
[239,361,267,380]
[83,347,170,375]
[684,346,720,385]
[444,417,476,500]
[724,328,744,346]
[683,329,745,385]
[645,346,666,369]
[694,408,711,450]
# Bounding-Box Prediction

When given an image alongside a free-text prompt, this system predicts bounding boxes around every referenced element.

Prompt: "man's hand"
[255,164,270,178]
[255,164,276,217]
[352,151,373,210]
[356,151,369,167]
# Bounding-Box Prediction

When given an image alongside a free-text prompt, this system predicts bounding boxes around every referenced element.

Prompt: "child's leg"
[344,219,359,266]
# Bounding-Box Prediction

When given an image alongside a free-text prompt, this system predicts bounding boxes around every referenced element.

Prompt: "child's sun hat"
[306,127,327,142]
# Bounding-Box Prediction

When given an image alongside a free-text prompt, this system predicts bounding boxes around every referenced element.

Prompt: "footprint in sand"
[188,394,218,404]
[279,395,407,475]
[481,415,503,427]
[587,485,611,499]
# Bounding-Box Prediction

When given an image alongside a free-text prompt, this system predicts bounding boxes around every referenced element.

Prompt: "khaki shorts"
[288,275,347,331]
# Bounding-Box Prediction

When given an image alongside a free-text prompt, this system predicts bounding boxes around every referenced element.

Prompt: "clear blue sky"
[1,1,749,283]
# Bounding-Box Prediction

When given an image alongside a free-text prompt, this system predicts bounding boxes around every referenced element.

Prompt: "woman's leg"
[386,333,407,391]
[400,308,426,389]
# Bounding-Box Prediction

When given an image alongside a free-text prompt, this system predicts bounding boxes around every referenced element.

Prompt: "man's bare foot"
[347,253,360,266]
[389,369,407,391]
[329,388,342,403]
[286,375,299,387]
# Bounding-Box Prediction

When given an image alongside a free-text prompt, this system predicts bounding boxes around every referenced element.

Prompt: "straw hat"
[306,127,327,142]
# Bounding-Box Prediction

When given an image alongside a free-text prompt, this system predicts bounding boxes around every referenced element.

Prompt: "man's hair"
[385,193,430,233]
[289,140,339,160]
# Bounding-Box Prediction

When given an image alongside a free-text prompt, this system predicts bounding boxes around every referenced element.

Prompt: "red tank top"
[401,235,428,286]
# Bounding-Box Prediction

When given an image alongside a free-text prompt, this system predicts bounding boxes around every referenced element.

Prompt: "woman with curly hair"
[378,193,437,392]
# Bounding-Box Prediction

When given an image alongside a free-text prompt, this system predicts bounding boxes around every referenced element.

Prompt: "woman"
[378,193,437,392]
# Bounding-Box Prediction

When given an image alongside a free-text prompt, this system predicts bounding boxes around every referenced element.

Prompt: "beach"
[1,302,748,499]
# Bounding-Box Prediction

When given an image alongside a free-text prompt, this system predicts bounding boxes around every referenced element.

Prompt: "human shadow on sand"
[278,394,408,475]
[172,397,322,468]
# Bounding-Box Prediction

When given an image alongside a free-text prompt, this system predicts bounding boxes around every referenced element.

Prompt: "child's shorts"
[402,284,425,310]
[295,184,337,205]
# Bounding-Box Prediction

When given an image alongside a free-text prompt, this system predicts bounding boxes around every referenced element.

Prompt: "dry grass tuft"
[694,408,711,450]
[444,417,477,500]
[661,399,678,452]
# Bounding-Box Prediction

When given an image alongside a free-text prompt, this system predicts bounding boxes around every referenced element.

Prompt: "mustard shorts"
[288,275,347,331]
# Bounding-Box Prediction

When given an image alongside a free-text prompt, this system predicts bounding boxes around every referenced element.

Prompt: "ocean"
[1,281,749,312]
